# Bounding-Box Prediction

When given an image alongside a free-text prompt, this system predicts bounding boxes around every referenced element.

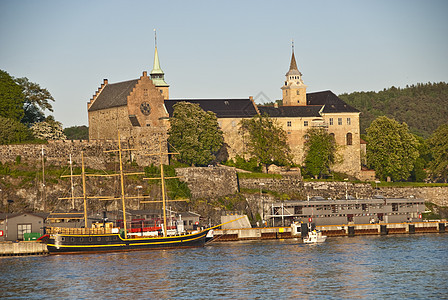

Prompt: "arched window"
[346,133,353,145]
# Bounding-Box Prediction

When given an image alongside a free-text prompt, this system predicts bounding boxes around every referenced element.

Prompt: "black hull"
[45,229,210,254]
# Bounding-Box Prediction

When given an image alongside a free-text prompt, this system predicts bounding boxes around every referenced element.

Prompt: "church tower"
[281,44,307,106]
[150,31,169,100]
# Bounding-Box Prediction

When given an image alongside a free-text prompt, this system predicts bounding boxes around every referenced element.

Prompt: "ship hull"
[44,229,210,254]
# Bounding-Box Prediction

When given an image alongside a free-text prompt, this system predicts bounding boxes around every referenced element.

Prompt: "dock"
[0,241,48,257]
[213,221,447,241]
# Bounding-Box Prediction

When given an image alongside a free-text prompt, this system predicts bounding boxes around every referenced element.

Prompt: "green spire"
[150,46,169,87]
[151,46,164,75]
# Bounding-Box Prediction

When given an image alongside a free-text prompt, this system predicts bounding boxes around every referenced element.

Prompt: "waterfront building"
[268,196,425,226]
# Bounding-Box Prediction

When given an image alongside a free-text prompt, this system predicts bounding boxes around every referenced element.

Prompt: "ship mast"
[117,132,129,237]
[159,142,168,237]
[81,151,88,228]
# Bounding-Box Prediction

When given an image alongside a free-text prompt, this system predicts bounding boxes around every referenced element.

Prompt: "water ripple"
[1,234,447,299]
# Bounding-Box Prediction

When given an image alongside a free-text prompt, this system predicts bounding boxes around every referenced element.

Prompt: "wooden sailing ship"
[40,133,216,254]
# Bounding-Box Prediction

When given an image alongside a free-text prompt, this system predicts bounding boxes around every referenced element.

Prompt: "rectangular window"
[329,118,333,125]
[338,118,342,125]
[347,118,351,125]
[287,121,292,127]
[17,224,32,240]
[304,121,308,127]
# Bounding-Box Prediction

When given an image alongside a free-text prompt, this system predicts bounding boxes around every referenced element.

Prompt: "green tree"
[427,123,448,182]
[366,116,419,181]
[168,102,224,166]
[0,70,25,121]
[0,116,32,144]
[15,77,55,125]
[239,114,292,173]
[303,127,337,179]
[410,135,431,182]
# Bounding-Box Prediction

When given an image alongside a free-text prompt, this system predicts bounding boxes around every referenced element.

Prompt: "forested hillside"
[339,82,448,138]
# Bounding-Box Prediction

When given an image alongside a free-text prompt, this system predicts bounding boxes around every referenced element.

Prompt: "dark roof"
[88,79,139,112]
[165,99,258,118]
[307,90,360,113]
[258,105,322,118]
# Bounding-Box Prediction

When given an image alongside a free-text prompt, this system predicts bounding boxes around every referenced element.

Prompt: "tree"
[366,116,419,181]
[168,102,224,166]
[64,125,89,140]
[0,116,32,144]
[427,123,448,182]
[15,77,54,125]
[239,114,292,172]
[30,116,66,140]
[0,70,25,122]
[303,127,337,179]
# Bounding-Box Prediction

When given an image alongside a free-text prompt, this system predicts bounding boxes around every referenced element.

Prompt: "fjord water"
[1,234,447,299]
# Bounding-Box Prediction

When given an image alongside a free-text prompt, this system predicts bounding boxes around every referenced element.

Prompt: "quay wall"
[213,221,447,241]
[0,241,48,256]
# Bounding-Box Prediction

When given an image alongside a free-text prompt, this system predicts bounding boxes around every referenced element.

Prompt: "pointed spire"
[290,39,298,71]
[151,46,163,75]
[289,52,298,71]
[150,29,169,87]
[151,29,163,75]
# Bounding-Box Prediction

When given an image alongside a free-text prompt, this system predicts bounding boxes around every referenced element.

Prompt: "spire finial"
[154,28,157,48]
[292,38,294,53]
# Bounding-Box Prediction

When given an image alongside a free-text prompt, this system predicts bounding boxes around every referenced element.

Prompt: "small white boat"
[303,230,327,243]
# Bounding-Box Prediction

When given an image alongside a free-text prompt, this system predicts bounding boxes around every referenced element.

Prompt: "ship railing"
[46,226,115,235]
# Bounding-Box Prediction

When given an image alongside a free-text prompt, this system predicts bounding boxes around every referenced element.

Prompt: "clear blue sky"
[1,0,447,127]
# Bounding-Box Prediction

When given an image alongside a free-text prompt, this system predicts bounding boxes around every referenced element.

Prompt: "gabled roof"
[165,99,258,118]
[307,90,359,113]
[88,79,139,112]
[258,105,322,118]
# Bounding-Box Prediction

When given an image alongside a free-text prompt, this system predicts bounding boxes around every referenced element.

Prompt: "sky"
[1,0,447,127]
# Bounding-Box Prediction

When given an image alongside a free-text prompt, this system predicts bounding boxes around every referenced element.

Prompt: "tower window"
[338,118,342,125]
[287,121,292,127]
[346,133,353,145]
[296,90,300,95]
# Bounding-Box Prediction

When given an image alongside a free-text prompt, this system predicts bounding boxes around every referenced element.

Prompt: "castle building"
[87,43,363,178]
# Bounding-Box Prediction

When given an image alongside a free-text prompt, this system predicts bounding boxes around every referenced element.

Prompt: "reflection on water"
[1,234,447,299]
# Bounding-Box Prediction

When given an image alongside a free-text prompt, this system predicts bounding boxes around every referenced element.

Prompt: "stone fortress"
[0,40,367,179]
[86,40,364,178]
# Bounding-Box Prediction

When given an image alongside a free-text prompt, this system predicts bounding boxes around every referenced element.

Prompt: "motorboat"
[303,229,327,244]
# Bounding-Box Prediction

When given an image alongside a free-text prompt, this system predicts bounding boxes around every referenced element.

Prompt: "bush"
[223,155,262,172]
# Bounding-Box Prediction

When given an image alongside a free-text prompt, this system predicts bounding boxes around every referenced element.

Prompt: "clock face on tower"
[140,102,151,115]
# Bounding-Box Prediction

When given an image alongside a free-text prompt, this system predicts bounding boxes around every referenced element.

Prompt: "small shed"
[4,213,46,241]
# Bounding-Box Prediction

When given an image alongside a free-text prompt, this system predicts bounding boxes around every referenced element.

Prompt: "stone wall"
[0,133,168,169]
[176,166,238,199]
[239,178,448,207]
